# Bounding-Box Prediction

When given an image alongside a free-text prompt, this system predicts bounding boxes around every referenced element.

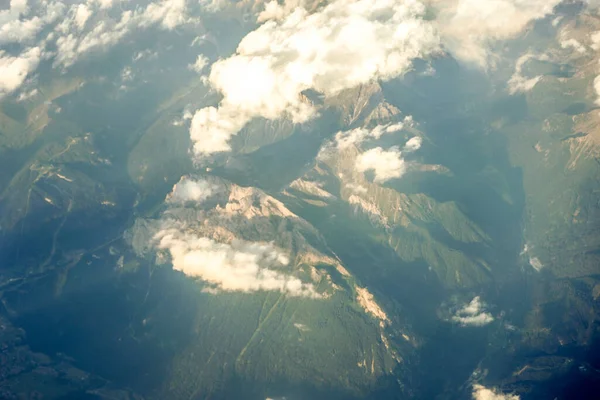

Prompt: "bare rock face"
[325,82,386,127]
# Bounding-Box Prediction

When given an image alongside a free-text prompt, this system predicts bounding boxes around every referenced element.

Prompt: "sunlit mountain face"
[1,0,600,399]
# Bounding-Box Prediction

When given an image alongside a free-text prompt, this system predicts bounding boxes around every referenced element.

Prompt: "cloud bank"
[190,0,440,155]
[452,296,494,327]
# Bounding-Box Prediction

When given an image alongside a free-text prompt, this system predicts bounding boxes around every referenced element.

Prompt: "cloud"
[345,183,368,194]
[189,54,209,73]
[430,0,561,68]
[142,177,320,298]
[452,296,494,327]
[166,176,220,204]
[0,0,192,85]
[356,146,406,183]
[320,122,421,183]
[0,47,41,97]
[257,0,323,22]
[140,0,189,30]
[594,75,600,106]
[0,0,63,45]
[404,136,422,152]
[561,38,587,54]
[190,0,440,155]
[74,3,92,30]
[258,0,305,22]
[332,117,413,150]
[94,0,114,9]
[54,0,191,68]
[591,31,600,51]
[154,227,320,297]
[472,384,520,400]
[507,53,545,95]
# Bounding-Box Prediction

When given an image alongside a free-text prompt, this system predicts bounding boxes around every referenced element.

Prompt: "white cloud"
[356,146,406,183]
[0,47,41,97]
[9,0,29,14]
[189,54,209,73]
[472,384,520,400]
[452,296,494,327]
[140,0,189,30]
[431,0,561,68]
[154,228,320,297]
[0,0,64,45]
[404,136,422,152]
[561,38,587,54]
[507,53,544,95]
[74,3,91,30]
[17,87,39,101]
[594,74,600,106]
[144,178,321,298]
[94,0,115,9]
[320,121,420,183]
[190,0,440,155]
[333,122,404,150]
[318,118,414,162]
[166,176,220,204]
[591,31,600,51]
[345,183,368,194]
[257,0,317,22]
[53,0,191,68]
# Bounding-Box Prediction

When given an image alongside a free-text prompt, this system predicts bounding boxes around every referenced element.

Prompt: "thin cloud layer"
[190,0,440,155]
[472,384,520,400]
[452,296,494,327]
